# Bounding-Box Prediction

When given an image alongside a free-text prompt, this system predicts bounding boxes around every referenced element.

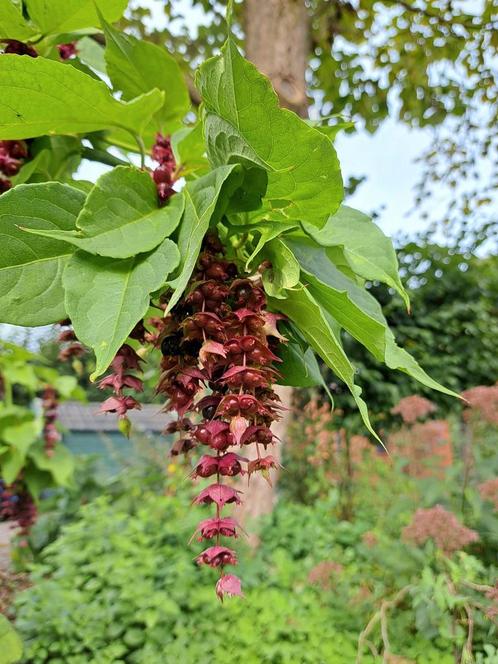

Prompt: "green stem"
[2,375,13,407]
[134,135,146,169]
[81,147,129,168]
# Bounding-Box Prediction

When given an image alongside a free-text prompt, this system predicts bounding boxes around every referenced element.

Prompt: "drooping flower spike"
[154,232,286,600]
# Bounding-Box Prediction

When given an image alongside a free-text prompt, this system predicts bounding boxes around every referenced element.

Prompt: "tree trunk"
[244,0,310,118]
[233,0,309,528]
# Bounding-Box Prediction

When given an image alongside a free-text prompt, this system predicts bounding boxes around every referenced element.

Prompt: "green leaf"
[34,368,79,399]
[0,408,40,451]
[272,285,381,442]
[24,0,127,34]
[77,36,107,75]
[20,136,82,183]
[23,167,185,258]
[171,122,209,178]
[166,164,243,312]
[303,205,409,308]
[0,614,23,664]
[2,362,38,391]
[0,0,37,40]
[0,408,41,484]
[244,221,298,270]
[261,238,300,298]
[64,239,180,379]
[278,340,325,389]
[23,466,54,501]
[29,441,74,486]
[0,55,164,139]
[286,238,459,398]
[0,182,85,326]
[102,16,189,128]
[196,39,343,227]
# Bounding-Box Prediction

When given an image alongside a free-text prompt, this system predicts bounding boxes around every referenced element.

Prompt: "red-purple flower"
[196,545,238,567]
[98,373,143,393]
[247,455,281,484]
[191,517,240,541]
[2,40,37,57]
[193,484,242,508]
[194,420,233,451]
[191,453,246,479]
[57,42,77,60]
[216,574,243,601]
[99,395,141,418]
[151,133,177,203]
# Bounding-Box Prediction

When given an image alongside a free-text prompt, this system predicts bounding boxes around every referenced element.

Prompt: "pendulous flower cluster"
[98,342,144,437]
[57,321,85,362]
[41,386,61,457]
[154,232,285,600]
[151,133,178,204]
[0,481,37,542]
[1,39,37,58]
[0,140,29,194]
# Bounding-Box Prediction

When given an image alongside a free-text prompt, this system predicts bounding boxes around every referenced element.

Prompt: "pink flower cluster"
[307,560,344,590]
[151,133,177,204]
[155,233,285,599]
[41,386,61,457]
[402,504,479,555]
[461,384,498,426]
[478,477,498,511]
[391,395,437,424]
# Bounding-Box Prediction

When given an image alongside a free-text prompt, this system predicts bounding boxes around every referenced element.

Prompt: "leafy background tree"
[123,0,498,232]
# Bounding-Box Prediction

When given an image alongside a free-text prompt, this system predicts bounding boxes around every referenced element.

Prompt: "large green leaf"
[29,441,74,486]
[0,55,163,139]
[272,285,381,442]
[196,39,343,228]
[23,167,185,259]
[303,205,409,308]
[286,238,459,398]
[0,614,23,664]
[0,0,37,40]
[0,182,84,326]
[64,239,180,379]
[102,17,189,128]
[0,407,42,484]
[24,0,127,34]
[166,164,243,312]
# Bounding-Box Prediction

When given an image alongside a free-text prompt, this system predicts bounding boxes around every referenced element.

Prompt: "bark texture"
[244,0,310,118]
[233,0,309,526]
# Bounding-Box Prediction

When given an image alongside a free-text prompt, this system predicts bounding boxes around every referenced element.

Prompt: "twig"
[356,585,413,664]
[81,147,129,168]
[462,603,474,662]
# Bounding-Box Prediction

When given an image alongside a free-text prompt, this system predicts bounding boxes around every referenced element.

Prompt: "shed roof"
[58,401,171,433]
